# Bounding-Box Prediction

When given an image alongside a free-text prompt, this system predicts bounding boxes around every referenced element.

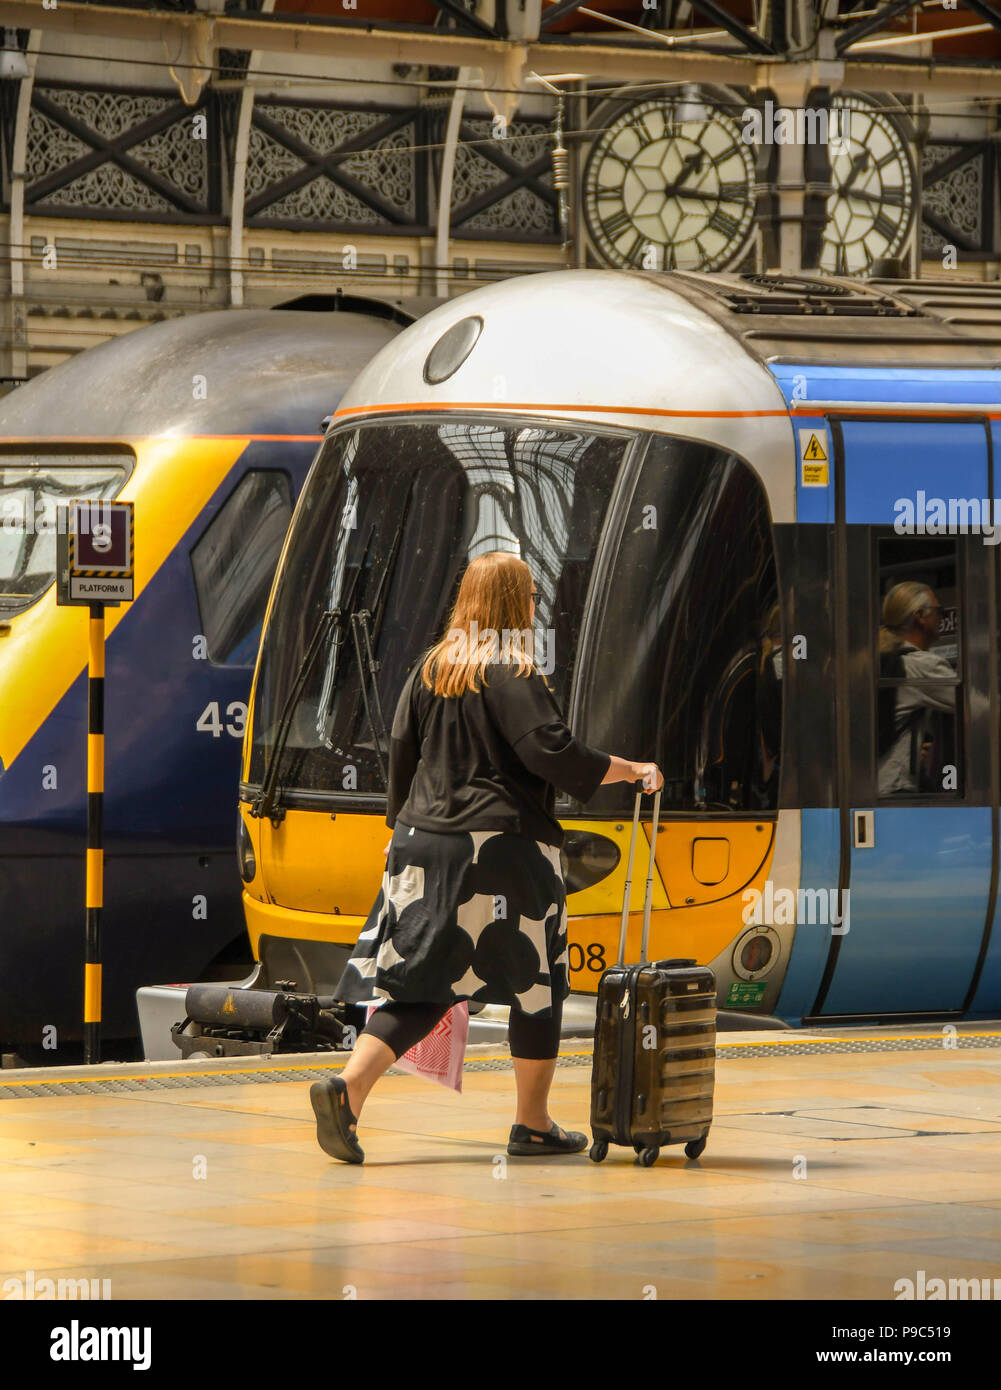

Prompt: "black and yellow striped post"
[56,498,134,1064]
[84,602,105,1064]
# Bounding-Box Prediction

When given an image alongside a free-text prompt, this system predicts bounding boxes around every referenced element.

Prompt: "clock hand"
[663,150,705,195]
[661,184,724,202]
[839,149,870,194]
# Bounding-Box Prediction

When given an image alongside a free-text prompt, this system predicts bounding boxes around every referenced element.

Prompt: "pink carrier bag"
[365,1001,469,1093]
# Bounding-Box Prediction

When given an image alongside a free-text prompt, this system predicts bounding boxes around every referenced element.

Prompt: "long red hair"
[421,552,535,697]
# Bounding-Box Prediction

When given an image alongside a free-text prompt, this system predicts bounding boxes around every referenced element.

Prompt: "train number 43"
[196,701,247,738]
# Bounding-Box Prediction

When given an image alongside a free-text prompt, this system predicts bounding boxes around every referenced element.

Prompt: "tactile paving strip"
[2,1031,1000,1099]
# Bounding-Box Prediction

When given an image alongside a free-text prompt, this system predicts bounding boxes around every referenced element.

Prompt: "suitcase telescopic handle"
[615,789,643,966]
[615,782,662,967]
[640,786,662,964]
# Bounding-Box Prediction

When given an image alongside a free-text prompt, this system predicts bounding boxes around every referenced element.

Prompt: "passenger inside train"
[878,561,958,797]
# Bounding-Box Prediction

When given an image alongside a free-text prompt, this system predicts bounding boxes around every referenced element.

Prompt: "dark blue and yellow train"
[0,298,407,1053]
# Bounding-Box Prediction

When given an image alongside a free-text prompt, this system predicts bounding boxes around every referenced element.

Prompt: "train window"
[248,419,628,794]
[191,470,293,666]
[577,436,780,815]
[874,536,961,799]
[0,456,127,616]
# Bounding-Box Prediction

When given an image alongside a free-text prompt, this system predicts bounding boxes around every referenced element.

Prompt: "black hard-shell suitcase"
[589,786,716,1167]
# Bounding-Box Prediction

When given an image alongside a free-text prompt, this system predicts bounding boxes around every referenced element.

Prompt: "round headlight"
[423,315,483,384]
[237,812,256,883]
[560,832,621,895]
[732,926,779,980]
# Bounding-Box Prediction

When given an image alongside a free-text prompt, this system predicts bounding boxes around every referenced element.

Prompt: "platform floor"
[3,1027,1001,1300]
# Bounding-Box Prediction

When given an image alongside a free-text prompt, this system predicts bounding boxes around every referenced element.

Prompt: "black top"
[387,662,611,847]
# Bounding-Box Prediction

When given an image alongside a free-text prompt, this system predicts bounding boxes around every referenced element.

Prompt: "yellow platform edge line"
[2,1031,1001,1088]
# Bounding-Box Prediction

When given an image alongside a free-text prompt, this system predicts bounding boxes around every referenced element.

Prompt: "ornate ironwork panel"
[23,83,220,221]
[448,116,558,241]
[244,100,423,232]
[921,140,996,259]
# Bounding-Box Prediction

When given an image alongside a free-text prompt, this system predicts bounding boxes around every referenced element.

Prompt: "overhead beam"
[3,1,1001,98]
[834,0,924,56]
[0,0,771,84]
[953,0,1001,37]
[422,0,500,41]
[685,0,776,54]
[539,0,589,33]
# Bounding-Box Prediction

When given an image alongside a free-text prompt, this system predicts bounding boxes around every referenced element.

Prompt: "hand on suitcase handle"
[602,756,663,792]
[632,762,663,794]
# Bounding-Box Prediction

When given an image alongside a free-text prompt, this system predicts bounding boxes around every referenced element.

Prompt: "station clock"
[582,92,756,272]
[819,94,916,275]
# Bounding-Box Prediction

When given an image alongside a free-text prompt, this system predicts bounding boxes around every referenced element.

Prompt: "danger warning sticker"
[798,428,829,486]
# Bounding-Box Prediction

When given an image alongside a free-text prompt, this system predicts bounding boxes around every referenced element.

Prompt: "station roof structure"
[1,0,1000,100]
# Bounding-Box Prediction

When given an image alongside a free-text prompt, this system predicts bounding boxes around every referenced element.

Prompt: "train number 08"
[568,942,607,973]
[196,701,247,739]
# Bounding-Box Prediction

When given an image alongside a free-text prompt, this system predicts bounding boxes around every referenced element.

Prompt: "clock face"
[820,95,915,274]
[583,96,756,272]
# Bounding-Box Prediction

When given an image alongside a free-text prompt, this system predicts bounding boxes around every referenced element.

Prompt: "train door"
[812,418,997,1018]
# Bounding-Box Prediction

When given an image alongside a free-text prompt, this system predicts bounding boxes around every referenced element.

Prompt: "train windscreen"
[248,418,628,797]
[575,434,780,816]
[0,455,129,616]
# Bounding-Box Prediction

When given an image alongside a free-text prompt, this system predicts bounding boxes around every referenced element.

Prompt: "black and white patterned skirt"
[334,823,569,1017]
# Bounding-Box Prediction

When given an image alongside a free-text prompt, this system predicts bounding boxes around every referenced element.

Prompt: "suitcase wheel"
[684,1136,707,1160]
[637,1146,659,1167]
[589,1140,609,1163]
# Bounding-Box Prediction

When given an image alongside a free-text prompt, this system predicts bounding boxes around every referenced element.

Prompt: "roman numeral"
[873,211,898,241]
[718,181,747,204]
[601,209,634,241]
[634,113,657,145]
[624,234,646,266]
[709,209,740,240]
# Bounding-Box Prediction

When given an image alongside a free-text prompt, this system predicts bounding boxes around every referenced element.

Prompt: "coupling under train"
[237,268,1001,1031]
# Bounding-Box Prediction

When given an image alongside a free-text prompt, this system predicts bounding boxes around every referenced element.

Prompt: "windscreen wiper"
[347,482,415,789]
[351,610,389,787]
[251,607,343,826]
[315,522,375,747]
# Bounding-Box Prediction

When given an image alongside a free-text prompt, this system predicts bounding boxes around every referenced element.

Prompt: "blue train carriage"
[239,269,1001,1029]
[0,299,409,1054]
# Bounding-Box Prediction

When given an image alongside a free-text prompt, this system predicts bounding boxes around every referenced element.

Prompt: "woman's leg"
[510,996,564,1132]
[338,1002,451,1125]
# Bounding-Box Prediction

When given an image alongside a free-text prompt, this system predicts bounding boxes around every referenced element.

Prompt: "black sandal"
[507,1122,588,1156]
[310,1076,365,1164]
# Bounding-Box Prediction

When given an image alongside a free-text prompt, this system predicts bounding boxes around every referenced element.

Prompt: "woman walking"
[310,552,662,1163]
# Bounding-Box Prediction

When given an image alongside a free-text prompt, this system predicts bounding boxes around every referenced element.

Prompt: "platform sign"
[53,500,134,1063]
[56,500,134,606]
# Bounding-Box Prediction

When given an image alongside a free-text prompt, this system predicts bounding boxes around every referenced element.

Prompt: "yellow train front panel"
[239,804,776,995]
